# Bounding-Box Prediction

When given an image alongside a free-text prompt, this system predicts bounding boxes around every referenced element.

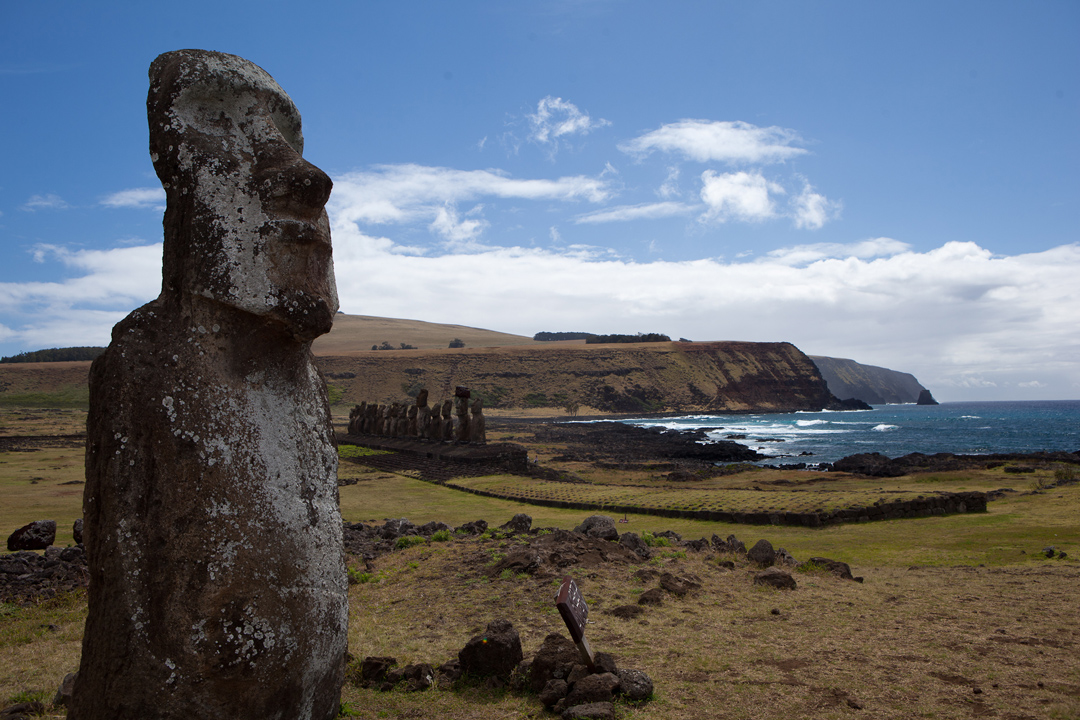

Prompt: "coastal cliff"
[810,355,937,405]
[317,341,840,414]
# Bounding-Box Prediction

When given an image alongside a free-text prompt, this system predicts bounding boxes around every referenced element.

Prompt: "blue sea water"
[615,400,1080,466]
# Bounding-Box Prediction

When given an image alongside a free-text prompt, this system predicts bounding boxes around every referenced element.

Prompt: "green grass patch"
[338,445,393,459]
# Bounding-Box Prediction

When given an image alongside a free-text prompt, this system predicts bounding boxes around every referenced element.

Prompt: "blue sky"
[1,1,1077,401]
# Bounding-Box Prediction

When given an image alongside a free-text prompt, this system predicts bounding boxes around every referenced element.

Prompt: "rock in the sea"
[70,49,346,720]
[6,520,56,551]
[458,619,523,680]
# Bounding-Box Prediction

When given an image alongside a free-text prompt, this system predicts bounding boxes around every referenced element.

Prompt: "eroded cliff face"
[810,356,931,405]
[318,341,837,414]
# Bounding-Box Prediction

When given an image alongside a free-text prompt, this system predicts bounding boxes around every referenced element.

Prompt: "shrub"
[395,535,426,550]
[641,531,671,548]
[431,529,452,542]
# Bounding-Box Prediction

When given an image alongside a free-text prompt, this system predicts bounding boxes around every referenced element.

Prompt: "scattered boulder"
[712,533,746,554]
[562,702,615,720]
[618,532,651,560]
[458,619,523,680]
[353,656,398,689]
[617,668,654,701]
[573,516,619,541]
[455,519,488,536]
[540,678,569,707]
[6,520,56,551]
[379,518,418,540]
[564,672,620,706]
[529,633,582,693]
[637,588,664,606]
[0,549,88,604]
[655,530,681,543]
[417,520,452,536]
[801,557,855,580]
[386,663,434,692]
[499,513,533,535]
[747,539,776,567]
[754,567,797,590]
[486,547,542,577]
[659,572,701,597]
[608,605,645,620]
[72,519,83,544]
[682,537,710,552]
[775,548,798,567]
[54,671,77,707]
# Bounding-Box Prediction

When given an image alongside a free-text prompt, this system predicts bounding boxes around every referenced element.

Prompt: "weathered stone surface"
[775,547,798,567]
[54,671,77,707]
[70,49,345,720]
[354,656,397,689]
[637,588,664,606]
[659,572,701,597]
[616,668,654,701]
[485,547,542,577]
[562,702,615,720]
[618,532,651,559]
[573,515,619,541]
[499,513,532,535]
[540,678,569,707]
[747,539,776,567]
[6,520,56,551]
[458,619,523,680]
[564,673,620,707]
[754,567,797,590]
[72,519,83,545]
[470,398,487,445]
[801,557,855,580]
[529,633,581,693]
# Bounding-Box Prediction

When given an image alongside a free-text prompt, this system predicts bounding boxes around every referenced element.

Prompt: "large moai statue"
[415,389,430,440]
[406,405,418,437]
[70,50,347,720]
[454,386,471,443]
[470,398,487,445]
[441,399,455,441]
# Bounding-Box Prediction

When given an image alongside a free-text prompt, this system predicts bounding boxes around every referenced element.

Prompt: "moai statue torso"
[407,405,418,437]
[441,399,454,441]
[470,398,487,445]
[454,386,471,443]
[415,389,430,440]
[71,50,346,720]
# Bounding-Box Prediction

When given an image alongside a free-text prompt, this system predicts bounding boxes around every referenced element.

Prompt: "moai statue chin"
[70,50,346,720]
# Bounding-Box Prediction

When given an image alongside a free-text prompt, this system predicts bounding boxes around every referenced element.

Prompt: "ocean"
[615,400,1080,466]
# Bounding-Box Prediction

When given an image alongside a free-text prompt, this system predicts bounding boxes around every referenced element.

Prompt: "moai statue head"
[416,388,429,408]
[471,397,483,415]
[147,49,338,342]
[407,405,418,419]
[442,399,453,418]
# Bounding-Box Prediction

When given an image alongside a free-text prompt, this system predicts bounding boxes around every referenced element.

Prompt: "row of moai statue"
[348,386,486,444]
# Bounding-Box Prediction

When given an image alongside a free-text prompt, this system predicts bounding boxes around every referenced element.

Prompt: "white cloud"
[575,201,693,224]
[21,193,69,211]
[620,120,808,165]
[699,170,781,223]
[791,181,841,230]
[428,204,489,247]
[101,187,166,210]
[764,237,911,266]
[329,164,611,231]
[527,96,610,146]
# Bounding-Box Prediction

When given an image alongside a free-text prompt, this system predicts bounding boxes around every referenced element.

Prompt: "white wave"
[796,419,829,427]
[960,415,982,419]
[871,424,899,432]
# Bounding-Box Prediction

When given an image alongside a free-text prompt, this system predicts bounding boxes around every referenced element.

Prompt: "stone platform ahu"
[70,51,347,720]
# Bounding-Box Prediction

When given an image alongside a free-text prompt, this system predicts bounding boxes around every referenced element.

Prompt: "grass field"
[2,406,1078,718]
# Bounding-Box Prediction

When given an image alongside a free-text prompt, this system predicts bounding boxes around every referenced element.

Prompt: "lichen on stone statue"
[69,49,347,720]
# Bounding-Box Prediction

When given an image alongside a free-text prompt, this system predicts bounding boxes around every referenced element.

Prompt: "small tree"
[448,338,465,348]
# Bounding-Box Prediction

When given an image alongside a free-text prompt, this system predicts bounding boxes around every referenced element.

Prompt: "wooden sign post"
[555,575,595,669]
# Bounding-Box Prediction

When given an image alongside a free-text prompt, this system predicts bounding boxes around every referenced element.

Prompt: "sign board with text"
[555,576,594,667]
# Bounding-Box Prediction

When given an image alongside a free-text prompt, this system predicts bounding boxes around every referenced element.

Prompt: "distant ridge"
[811,356,936,405]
